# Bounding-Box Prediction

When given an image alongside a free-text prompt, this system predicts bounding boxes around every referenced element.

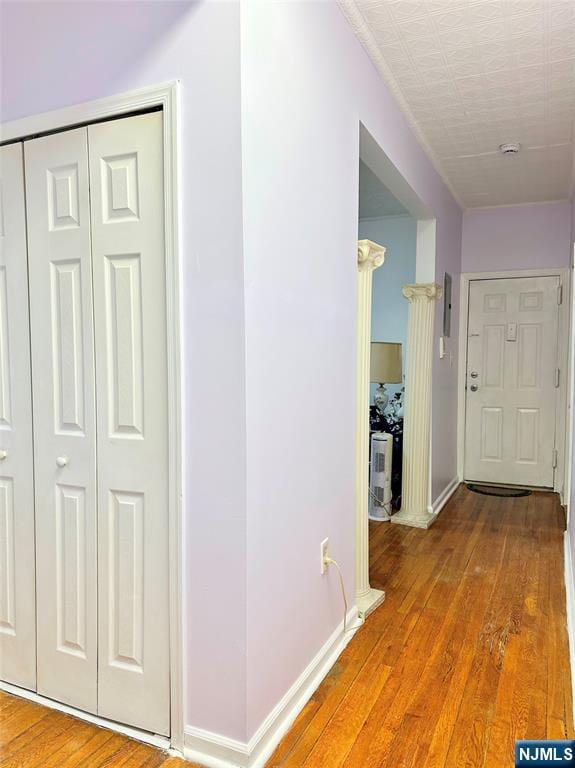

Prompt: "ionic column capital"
[357,239,385,272]
[402,282,443,301]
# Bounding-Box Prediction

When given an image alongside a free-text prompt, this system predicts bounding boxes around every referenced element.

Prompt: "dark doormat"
[466,483,531,497]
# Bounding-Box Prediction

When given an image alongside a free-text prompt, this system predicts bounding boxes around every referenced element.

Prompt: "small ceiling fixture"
[499,142,521,155]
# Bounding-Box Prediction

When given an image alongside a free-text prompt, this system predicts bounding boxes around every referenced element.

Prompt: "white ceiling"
[342,0,575,208]
[359,159,411,217]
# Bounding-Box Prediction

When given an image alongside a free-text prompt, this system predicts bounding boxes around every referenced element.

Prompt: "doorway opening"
[359,159,416,518]
[355,125,440,616]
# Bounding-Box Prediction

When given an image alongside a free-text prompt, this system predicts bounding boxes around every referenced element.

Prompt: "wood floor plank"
[443,516,522,767]
[266,625,382,767]
[421,550,506,767]
[302,655,393,768]
[341,608,448,768]
[0,700,52,749]
[2,719,98,768]
[0,709,76,760]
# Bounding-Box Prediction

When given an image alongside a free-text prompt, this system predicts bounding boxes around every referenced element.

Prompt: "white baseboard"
[432,476,460,517]
[184,729,249,768]
[0,681,171,751]
[564,534,575,717]
[184,605,360,768]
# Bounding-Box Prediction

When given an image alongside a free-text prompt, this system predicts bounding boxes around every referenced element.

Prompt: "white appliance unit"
[369,432,393,522]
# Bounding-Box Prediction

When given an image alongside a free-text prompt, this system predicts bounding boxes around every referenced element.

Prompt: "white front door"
[0,144,36,689]
[464,276,560,487]
[25,128,98,712]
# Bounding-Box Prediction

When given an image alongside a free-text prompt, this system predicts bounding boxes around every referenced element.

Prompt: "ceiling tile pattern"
[351,0,575,207]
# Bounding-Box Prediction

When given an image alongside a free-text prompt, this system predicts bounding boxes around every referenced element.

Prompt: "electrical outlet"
[320,538,329,575]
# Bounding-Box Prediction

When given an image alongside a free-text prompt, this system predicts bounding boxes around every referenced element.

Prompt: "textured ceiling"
[342,0,575,208]
[359,159,410,217]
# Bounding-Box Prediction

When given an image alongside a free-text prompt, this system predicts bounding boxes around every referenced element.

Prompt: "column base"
[356,587,385,618]
[391,509,438,529]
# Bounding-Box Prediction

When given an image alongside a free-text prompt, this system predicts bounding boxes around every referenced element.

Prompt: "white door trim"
[457,267,571,501]
[0,81,184,752]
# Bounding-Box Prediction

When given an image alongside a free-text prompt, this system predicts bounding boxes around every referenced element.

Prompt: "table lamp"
[370,342,402,414]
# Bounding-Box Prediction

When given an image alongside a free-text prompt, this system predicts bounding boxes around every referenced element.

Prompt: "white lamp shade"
[370,342,402,383]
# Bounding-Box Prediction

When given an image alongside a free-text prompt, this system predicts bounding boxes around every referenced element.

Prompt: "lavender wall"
[1,0,249,741]
[462,202,572,273]
[2,0,464,747]
[241,0,462,737]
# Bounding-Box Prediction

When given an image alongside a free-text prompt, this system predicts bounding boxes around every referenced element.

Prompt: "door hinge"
[552,449,558,469]
[558,284,563,305]
[555,368,561,388]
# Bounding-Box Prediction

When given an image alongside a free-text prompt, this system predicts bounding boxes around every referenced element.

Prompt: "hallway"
[0,485,573,767]
[269,485,573,767]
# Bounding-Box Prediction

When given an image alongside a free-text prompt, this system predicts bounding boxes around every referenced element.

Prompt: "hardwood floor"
[270,486,574,768]
[1,486,573,767]
[0,697,192,768]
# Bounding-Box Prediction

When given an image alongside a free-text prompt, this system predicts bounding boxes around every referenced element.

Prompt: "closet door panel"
[0,144,36,690]
[88,112,169,735]
[25,128,97,712]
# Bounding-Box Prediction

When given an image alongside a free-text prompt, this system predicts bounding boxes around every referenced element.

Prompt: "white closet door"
[25,129,97,712]
[88,112,169,735]
[0,144,36,689]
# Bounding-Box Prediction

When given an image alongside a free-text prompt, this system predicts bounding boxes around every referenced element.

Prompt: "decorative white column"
[392,283,442,529]
[356,240,385,617]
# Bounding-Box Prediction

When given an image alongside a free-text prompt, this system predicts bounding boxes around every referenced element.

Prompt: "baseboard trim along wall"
[563,534,575,716]
[184,605,360,768]
[432,477,460,518]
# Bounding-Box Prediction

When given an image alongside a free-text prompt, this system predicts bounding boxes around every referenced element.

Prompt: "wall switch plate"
[439,336,445,359]
[320,538,329,575]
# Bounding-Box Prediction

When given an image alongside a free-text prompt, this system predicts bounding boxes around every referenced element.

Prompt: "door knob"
[470,384,479,392]
[0,450,7,460]
[56,456,69,467]
[470,371,479,378]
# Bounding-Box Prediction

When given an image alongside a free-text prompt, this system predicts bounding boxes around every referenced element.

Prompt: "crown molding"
[463,198,571,213]
[337,0,464,211]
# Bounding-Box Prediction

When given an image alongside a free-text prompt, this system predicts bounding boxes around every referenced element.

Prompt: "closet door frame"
[0,82,184,753]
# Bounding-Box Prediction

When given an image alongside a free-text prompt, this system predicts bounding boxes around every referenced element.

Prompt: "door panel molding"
[457,267,570,499]
[0,82,183,751]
